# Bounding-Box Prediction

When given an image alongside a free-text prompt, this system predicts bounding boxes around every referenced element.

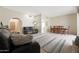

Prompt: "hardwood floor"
[32,33,76,53]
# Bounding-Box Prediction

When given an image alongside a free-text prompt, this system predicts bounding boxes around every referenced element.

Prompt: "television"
[23,27,33,34]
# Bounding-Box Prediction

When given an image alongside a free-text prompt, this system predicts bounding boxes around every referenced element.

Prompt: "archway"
[8,18,22,33]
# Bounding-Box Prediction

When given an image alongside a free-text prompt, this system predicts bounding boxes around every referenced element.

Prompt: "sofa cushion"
[11,33,33,46]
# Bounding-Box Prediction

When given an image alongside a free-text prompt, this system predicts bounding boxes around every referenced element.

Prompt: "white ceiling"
[2,6,77,17]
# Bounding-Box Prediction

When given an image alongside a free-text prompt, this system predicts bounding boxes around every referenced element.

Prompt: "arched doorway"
[8,18,22,33]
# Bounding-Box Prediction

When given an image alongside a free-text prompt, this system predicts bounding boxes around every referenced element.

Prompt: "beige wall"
[77,13,79,35]
[0,7,41,32]
[33,15,41,32]
[46,14,77,35]
[0,7,24,26]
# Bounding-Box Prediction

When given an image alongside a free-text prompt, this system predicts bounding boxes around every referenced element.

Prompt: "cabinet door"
[10,22,15,32]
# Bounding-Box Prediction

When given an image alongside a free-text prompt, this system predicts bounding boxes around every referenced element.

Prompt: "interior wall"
[21,15,34,27]
[0,7,41,32]
[0,7,34,28]
[46,14,77,35]
[77,13,79,35]
[34,15,41,32]
[0,7,24,26]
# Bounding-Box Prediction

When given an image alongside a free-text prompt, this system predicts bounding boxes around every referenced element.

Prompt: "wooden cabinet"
[9,18,22,33]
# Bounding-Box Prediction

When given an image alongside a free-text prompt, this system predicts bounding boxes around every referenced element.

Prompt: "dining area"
[50,26,70,34]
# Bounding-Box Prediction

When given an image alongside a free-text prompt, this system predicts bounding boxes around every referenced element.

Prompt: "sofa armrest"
[11,42,40,53]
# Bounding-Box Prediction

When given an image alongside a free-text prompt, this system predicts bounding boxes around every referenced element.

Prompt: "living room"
[0,6,77,34]
[0,6,79,53]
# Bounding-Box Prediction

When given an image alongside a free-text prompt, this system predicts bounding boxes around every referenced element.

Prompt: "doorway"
[8,18,22,33]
